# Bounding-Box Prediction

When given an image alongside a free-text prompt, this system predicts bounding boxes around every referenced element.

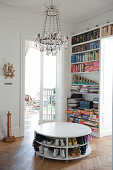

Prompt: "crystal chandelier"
[35,0,68,56]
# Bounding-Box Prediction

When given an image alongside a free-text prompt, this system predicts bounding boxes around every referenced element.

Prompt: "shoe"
[68,139,72,146]
[39,145,44,154]
[47,139,52,145]
[60,149,65,159]
[80,145,87,155]
[72,138,77,145]
[44,147,49,155]
[88,134,92,141]
[76,146,81,157]
[83,136,86,144]
[42,140,47,144]
[86,135,89,143]
[33,139,39,151]
[76,137,84,144]
[60,139,65,147]
[69,148,76,157]
[54,139,59,147]
[53,148,59,158]
[35,134,43,142]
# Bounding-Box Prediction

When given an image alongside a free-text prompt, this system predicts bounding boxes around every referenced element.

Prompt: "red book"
[71,65,74,72]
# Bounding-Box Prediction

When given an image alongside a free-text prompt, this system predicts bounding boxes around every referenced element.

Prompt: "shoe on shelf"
[39,145,44,154]
[60,139,65,147]
[72,138,78,145]
[54,139,59,147]
[76,146,81,157]
[47,139,52,145]
[42,140,47,144]
[44,147,49,156]
[53,148,59,158]
[68,139,72,146]
[88,134,92,141]
[80,145,87,155]
[76,137,84,144]
[60,149,65,159]
[69,148,76,157]
[83,136,86,144]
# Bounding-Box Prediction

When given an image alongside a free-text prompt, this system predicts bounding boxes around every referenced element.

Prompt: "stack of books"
[67,98,83,111]
[88,86,99,93]
[93,98,99,110]
[80,86,88,93]
[70,85,81,92]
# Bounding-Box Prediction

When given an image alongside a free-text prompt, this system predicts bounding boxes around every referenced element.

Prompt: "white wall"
[0,3,76,139]
[72,8,113,34]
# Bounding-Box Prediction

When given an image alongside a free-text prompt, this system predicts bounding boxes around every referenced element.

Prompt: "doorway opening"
[24,40,56,135]
[24,41,40,135]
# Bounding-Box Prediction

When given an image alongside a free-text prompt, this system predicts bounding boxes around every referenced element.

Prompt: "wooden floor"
[0,112,112,170]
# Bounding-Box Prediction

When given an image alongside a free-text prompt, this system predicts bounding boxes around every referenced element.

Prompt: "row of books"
[71,29,100,45]
[72,75,99,85]
[71,85,99,94]
[71,50,99,63]
[72,41,100,53]
[88,87,99,94]
[71,61,99,73]
[101,24,113,37]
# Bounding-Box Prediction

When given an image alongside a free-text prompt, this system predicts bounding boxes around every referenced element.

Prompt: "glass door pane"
[43,53,56,122]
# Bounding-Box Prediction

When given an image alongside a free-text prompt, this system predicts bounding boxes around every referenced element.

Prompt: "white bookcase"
[67,22,113,137]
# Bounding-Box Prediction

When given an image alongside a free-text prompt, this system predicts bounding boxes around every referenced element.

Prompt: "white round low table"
[33,122,92,161]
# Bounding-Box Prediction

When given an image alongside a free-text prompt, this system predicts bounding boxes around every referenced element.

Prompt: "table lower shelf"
[35,145,91,161]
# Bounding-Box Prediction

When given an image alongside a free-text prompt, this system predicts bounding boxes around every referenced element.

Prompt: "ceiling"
[0,0,113,24]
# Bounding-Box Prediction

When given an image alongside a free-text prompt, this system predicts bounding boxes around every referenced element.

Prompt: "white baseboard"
[100,129,112,137]
[0,127,21,140]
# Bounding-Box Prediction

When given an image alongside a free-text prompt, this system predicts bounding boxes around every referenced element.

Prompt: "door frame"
[20,32,67,136]
[20,32,41,136]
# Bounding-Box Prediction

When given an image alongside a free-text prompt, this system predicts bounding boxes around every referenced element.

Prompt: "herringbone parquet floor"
[0,112,112,170]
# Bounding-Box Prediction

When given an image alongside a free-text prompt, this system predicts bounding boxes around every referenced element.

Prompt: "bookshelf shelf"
[71,38,100,47]
[71,60,99,65]
[70,92,99,95]
[72,48,100,55]
[71,71,99,74]
[71,84,99,86]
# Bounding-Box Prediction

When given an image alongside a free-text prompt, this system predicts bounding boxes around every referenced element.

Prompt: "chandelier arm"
[43,13,48,33]
[57,12,62,34]
[53,11,55,33]
[49,13,52,34]
[55,13,59,34]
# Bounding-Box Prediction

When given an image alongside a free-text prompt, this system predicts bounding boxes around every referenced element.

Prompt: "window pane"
[43,53,56,88]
